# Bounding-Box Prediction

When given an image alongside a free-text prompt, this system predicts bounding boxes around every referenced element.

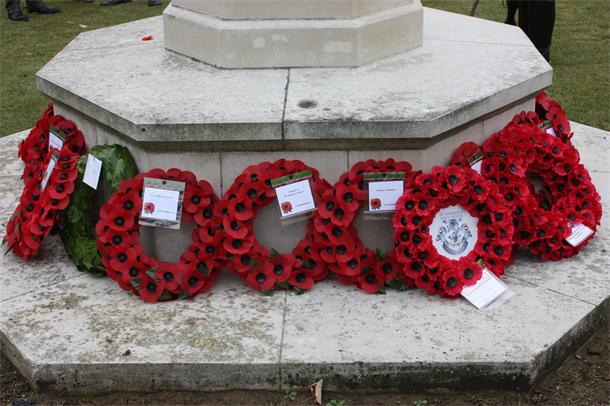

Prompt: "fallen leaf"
[79,24,88,28]
[309,379,323,405]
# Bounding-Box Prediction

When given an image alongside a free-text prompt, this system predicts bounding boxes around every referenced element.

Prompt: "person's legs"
[100,0,131,5]
[527,0,555,61]
[504,0,518,25]
[25,0,60,13]
[6,0,27,21]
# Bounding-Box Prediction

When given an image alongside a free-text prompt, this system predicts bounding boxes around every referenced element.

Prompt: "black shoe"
[26,1,60,13]
[7,5,28,21]
[148,0,161,6]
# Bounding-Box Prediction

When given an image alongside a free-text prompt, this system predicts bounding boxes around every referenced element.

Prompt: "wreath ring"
[95,168,224,302]
[393,166,514,297]
[312,159,418,294]
[218,159,331,294]
[60,144,139,275]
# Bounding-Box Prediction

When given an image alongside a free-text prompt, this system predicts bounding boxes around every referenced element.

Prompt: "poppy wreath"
[312,159,419,294]
[3,147,83,259]
[393,166,514,297]
[19,114,87,188]
[60,145,139,275]
[18,103,55,165]
[479,121,601,260]
[218,160,331,294]
[95,168,224,303]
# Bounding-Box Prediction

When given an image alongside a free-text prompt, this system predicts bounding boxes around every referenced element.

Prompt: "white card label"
[368,180,404,212]
[139,178,185,230]
[461,268,510,309]
[467,151,483,174]
[430,205,478,260]
[40,154,58,190]
[565,223,594,247]
[49,131,64,151]
[275,179,316,219]
[83,154,102,190]
[470,159,482,174]
[545,127,557,137]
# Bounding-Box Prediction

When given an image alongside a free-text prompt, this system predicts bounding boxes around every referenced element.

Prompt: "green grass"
[0,0,608,135]
[424,0,610,130]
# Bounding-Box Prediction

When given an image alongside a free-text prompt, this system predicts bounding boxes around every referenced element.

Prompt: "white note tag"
[467,151,483,174]
[83,154,103,190]
[461,268,511,310]
[539,120,557,137]
[49,130,64,151]
[274,178,316,219]
[565,223,594,247]
[139,178,185,230]
[368,180,404,212]
[40,153,58,190]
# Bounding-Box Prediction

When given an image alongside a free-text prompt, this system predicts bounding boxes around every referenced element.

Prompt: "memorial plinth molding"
[35,5,551,259]
[164,0,424,68]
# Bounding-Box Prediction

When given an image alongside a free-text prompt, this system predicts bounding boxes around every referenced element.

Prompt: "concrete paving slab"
[0,122,608,393]
[279,275,597,392]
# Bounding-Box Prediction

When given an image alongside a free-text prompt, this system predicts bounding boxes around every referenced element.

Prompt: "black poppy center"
[112,235,122,244]
[188,276,199,286]
[464,268,474,279]
[235,203,246,213]
[191,195,201,204]
[115,217,124,226]
[163,272,174,281]
[147,282,157,292]
[343,192,353,202]
[256,273,266,283]
[347,259,358,269]
[449,175,458,185]
[332,227,342,237]
[296,273,306,283]
[117,253,127,262]
[274,265,284,275]
[124,200,134,210]
[447,277,457,288]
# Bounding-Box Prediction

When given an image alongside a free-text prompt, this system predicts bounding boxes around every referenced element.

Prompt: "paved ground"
[0,122,608,396]
[1,325,607,404]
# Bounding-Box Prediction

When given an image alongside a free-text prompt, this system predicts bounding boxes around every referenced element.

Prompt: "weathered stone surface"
[36,8,551,150]
[163,0,423,68]
[0,123,607,394]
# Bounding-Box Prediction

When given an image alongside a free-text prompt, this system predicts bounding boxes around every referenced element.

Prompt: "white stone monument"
[164,0,423,67]
[36,0,552,258]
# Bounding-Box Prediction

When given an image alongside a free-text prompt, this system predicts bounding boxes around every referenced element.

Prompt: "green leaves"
[59,144,138,276]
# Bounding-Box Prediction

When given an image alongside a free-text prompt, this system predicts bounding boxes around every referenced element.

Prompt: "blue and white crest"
[436,218,473,256]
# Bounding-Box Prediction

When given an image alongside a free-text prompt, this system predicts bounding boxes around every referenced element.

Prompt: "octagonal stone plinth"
[0,124,608,394]
[163,0,423,68]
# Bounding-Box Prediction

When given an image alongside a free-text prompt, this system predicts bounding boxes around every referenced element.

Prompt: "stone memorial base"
[35,7,551,260]
[0,123,608,394]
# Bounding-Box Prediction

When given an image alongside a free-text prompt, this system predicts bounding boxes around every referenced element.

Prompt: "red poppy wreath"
[393,166,514,297]
[95,168,224,303]
[218,159,331,294]
[451,118,601,260]
[312,159,419,294]
[19,114,87,188]
[481,121,601,260]
[4,148,83,259]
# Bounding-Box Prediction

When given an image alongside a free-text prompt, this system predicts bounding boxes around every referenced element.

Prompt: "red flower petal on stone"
[358,270,384,294]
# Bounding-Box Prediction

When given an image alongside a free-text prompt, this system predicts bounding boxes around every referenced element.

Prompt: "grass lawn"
[0,0,608,136]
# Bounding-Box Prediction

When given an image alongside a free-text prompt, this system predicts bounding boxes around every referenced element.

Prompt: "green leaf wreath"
[60,144,138,275]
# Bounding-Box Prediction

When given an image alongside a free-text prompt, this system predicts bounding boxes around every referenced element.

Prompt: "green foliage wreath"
[60,144,138,275]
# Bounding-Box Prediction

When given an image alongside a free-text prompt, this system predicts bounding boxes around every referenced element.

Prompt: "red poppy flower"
[247,265,276,291]
[227,196,254,221]
[288,268,314,290]
[268,254,296,283]
[335,184,360,212]
[105,207,135,232]
[223,234,254,255]
[280,201,293,213]
[139,274,164,303]
[357,269,384,294]
[154,262,184,293]
[370,198,381,210]
[109,246,138,272]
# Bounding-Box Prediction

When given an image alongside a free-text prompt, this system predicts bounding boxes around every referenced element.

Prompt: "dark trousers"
[6,0,43,9]
[506,0,556,61]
